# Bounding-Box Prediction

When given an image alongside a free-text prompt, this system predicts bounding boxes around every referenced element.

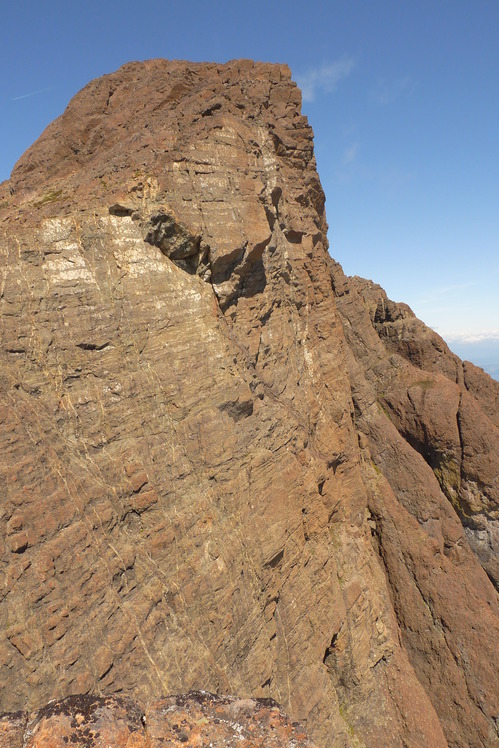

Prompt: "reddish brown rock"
[0,711,26,748]
[24,695,146,748]
[331,267,499,746]
[0,693,314,747]
[0,60,497,748]
[147,692,317,747]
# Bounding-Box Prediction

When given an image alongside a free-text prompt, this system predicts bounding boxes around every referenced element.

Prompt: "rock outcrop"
[0,692,315,747]
[0,59,497,748]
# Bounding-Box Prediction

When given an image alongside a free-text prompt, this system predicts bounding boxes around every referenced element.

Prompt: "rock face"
[0,59,498,748]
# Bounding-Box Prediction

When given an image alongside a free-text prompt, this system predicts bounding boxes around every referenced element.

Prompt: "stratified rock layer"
[0,59,498,748]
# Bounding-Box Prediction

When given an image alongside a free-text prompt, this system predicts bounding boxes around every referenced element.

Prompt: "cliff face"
[0,60,497,748]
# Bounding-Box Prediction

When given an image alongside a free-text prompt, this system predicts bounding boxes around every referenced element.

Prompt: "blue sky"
[2,0,498,351]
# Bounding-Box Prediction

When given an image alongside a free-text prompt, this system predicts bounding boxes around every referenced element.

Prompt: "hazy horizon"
[445,338,499,381]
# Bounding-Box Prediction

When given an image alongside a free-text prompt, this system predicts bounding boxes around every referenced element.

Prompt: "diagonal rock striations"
[0,59,497,747]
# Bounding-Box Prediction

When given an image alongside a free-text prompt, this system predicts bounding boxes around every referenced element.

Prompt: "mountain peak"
[0,60,498,748]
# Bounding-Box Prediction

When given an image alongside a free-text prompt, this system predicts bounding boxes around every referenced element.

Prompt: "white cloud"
[416,281,478,306]
[379,166,414,189]
[296,58,355,103]
[342,143,358,165]
[369,76,414,105]
[11,86,53,101]
[442,330,499,344]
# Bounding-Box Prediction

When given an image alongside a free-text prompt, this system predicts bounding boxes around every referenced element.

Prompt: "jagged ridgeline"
[0,60,498,748]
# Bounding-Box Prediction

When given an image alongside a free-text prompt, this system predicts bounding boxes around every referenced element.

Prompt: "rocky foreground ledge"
[0,692,315,747]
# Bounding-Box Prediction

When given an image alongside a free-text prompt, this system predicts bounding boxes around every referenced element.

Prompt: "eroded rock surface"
[0,59,498,748]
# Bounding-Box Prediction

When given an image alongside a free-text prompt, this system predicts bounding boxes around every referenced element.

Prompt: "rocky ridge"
[0,59,498,747]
